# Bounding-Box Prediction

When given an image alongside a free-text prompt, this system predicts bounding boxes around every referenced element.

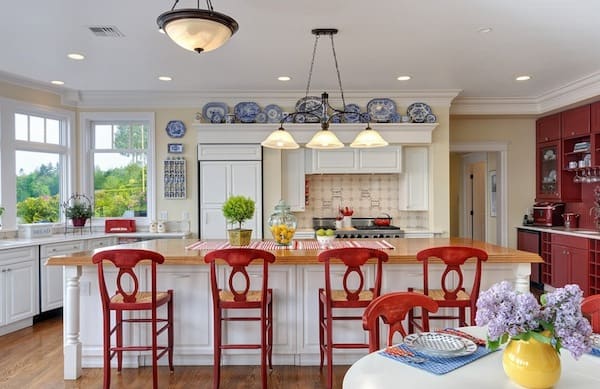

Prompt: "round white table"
[343,327,600,389]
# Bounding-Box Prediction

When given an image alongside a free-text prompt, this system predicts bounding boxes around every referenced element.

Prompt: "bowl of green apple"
[315,228,336,247]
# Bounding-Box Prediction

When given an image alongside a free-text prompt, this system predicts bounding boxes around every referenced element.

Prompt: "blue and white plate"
[295,96,322,123]
[234,102,261,123]
[390,113,401,123]
[202,102,228,123]
[255,112,268,123]
[407,102,432,123]
[294,113,306,123]
[210,112,223,123]
[343,103,361,123]
[264,104,283,123]
[330,114,342,123]
[425,113,437,123]
[367,98,397,122]
[360,113,371,123]
[165,120,186,138]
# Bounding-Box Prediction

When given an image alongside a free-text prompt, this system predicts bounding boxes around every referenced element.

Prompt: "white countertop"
[0,231,190,250]
[517,225,600,239]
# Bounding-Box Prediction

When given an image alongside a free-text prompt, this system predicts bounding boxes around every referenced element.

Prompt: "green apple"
[325,229,335,236]
[316,228,326,236]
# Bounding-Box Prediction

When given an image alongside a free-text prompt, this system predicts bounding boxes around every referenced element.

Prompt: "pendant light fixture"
[157,0,239,54]
[261,28,388,150]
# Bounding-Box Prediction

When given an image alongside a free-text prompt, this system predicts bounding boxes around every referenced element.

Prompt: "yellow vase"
[502,336,561,389]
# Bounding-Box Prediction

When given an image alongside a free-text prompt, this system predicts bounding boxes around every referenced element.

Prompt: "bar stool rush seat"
[318,247,388,389]
[204,248,276,389]
[92,249,174,389]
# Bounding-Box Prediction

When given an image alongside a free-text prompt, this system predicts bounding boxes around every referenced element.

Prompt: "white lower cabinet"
[40,240,85,312]
[0,246,39,335]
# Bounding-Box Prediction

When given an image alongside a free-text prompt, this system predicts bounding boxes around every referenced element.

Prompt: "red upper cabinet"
[561,105,590,138]
[591,101,600,133]
[536,113,561,142]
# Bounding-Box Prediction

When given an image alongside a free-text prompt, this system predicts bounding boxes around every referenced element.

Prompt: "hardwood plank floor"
[0,317,350,388]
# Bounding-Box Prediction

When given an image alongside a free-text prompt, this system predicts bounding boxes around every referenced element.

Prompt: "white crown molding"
[0,70,73,101]
[536,71,600,113]
[72,89,461,109]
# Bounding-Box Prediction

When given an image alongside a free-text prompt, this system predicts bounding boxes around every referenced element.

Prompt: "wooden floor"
[0,317,350,389]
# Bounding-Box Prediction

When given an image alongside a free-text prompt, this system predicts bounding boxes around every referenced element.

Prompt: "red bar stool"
[582,294,600,332]
[204,248,276,389]
[408,246,488,332]
[362,292,439,352]
[318,247,388,389]
[92,249,174,389]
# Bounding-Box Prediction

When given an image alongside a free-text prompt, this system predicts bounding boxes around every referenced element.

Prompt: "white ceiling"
[2,0,600,112]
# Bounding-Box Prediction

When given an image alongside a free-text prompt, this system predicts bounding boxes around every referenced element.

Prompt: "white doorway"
[450,142,508,246]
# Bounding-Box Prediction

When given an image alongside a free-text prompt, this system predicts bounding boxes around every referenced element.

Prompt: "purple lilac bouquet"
[475,281,593,359]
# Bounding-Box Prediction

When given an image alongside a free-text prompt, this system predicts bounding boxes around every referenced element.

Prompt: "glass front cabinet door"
[536,141,560,200]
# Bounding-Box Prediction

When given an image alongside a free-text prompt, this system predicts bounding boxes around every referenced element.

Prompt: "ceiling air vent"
[88,26,125,37]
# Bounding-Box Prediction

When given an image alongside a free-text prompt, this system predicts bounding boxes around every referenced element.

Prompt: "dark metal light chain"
[304,33,320,100]
[329,34,346,109]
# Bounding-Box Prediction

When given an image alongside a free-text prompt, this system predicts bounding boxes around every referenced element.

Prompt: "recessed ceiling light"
[397,75,411,81]
[158,76,172,81]
[515,75,531,81]
[51,80,64,85]
[478,27,493,33]
[67,53,85,60]
[278,76,291,81]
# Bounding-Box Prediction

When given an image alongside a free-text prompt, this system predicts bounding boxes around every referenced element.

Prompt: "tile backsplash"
[294,174,428,229]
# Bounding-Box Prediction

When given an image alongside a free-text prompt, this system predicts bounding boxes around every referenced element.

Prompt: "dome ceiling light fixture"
[262,28,388,150]
[157,0,239,54]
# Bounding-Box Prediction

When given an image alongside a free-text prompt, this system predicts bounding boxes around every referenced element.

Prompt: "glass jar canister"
[268,200,297,246]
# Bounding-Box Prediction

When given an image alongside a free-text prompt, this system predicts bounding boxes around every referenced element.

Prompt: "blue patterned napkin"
[379,343,496,375]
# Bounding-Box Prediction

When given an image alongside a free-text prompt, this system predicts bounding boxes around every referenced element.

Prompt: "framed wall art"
[168,143,183,154]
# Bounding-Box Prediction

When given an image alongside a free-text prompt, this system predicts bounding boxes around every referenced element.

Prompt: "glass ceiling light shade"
[261,127,300,149]
[157,0,238,54]
[350,125,389,148]
[262,28,389,150]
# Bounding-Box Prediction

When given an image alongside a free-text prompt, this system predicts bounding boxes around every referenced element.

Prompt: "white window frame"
[79,112,156,225]
[0,97,75,230]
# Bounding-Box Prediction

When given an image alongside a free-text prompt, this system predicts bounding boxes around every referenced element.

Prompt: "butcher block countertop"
[46,237,542,266]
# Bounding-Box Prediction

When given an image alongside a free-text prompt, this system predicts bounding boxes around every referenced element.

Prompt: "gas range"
[312,217,404,239]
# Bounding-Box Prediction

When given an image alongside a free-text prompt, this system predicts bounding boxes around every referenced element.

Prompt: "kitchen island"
[47,238,541,380]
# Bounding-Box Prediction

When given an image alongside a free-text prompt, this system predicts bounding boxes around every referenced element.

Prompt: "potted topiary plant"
[222,195,255,246]
[64,195,93,227]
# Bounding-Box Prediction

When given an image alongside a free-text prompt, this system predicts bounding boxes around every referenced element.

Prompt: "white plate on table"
[404,332,477,358]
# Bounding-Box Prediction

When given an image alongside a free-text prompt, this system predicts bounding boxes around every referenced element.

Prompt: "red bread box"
[104,219,136,233]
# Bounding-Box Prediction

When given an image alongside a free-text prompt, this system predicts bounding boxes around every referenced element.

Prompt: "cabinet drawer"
[41,241,85,257]
[551,234,589,250]
[87,237,117,250]
[0,246,38,263]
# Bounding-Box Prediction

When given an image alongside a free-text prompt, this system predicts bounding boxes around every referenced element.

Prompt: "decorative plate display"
[295,96,322,123]
[264,104,283,123]
[210,112,223,123]
[367,98,397,122]
[425,113,437,123]
[294,113,306,123]
[202,102,228,123]
[404,332,477,358]
[390,113,401,123]
[343,103,361,123]
[360,113,371,123]
[234,101,261,123]
[255,112,268,123]
[407,102,433,123]
[165,120,186,138]
[330,114,342,123]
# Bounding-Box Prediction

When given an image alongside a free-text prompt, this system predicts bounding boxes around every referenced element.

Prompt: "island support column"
[63,265,82,379]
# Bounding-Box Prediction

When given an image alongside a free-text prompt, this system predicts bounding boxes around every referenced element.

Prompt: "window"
[14,111,71,224]
[81,112,155,222]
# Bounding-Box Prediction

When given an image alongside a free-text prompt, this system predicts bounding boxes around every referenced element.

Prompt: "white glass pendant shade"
[306,129,344,149]
[350,126,389,148]
[158,9,239,53]
[261,127,300,149]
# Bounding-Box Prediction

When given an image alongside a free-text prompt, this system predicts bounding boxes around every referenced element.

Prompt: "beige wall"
[449,116,536,248]
[0,80,72,109]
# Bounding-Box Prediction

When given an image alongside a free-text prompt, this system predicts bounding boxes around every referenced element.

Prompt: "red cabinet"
[517,229,541,286]
[561,105,590,138]
[550,234,589,295]
[592,101,600,133]
[536,113,561,142]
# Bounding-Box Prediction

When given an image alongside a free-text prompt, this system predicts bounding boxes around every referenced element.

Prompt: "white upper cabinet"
[282,149,306,212]
[305,146,402,174]
[399,146,429,211]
